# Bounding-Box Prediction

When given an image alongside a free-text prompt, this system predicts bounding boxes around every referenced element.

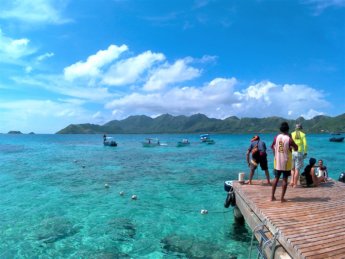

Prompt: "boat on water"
[200,134,215,144]
[329,137,344,142]
[205,139,215,144]
[177,139,190,147]
[142,138,161,147]
[103,136,117,147]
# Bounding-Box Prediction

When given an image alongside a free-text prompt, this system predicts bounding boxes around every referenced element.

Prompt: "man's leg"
[311,170,319,187]
[264,169,271,184]
[271,170,280,201]
[260,156,271,185]
[293,168,299,188]
[245,163,257,184]
[290,154,297,186]
[281,175,288,202]
[290,168,295,186]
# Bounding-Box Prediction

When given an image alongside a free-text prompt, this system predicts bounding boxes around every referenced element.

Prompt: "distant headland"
[7,131,23,134]
[56,113,345,134]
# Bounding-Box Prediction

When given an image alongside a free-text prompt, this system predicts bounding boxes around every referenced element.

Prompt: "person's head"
[279,122,290,133]
[251,135,260,142]
[295,123,303,130]
[318,159,323,166]
[309,158,317,166]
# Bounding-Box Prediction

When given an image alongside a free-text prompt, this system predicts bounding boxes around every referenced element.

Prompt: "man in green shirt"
[290,123,308,187]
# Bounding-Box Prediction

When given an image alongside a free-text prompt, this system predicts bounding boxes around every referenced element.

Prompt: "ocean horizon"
[1,133,344,258]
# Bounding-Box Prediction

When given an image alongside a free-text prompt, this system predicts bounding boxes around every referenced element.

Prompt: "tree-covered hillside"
[56,113,345,134]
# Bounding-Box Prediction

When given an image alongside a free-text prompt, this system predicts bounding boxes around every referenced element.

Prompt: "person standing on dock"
[245,135,271,185]
[290,123,308,187]
[271,122,298,202]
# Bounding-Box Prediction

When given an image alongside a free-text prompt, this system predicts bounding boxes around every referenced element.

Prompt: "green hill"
[56,113,345,134]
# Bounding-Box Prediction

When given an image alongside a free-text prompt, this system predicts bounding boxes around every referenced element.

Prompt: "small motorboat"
[103,137,117,146]
[200,134,215,144]
[200,134,210,142]
[177,139,190,147]
[142,138,160,147]
[329,137,344,142]
[205,139,215,145]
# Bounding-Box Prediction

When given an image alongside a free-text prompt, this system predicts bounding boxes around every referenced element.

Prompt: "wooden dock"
[232,179,345,259]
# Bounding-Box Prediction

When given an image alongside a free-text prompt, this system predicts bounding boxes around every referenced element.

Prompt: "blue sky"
[0,0,344,133]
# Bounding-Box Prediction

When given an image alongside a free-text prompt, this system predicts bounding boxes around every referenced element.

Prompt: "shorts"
[292,152,304,171]
[274,169,291,179]
[250,153,268,171]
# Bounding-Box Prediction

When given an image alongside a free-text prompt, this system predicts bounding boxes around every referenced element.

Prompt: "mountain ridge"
[56,113,345,134]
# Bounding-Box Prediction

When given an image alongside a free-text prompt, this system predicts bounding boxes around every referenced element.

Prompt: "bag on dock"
[300,173,307,187]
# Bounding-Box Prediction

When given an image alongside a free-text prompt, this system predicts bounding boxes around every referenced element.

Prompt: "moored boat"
[200,134,215,144]
[103,136,117,146]
[329,137,344,142]
[142,138,160,147]
[177,139,190,147]
[205,139,215,144]
[200,134,210,142]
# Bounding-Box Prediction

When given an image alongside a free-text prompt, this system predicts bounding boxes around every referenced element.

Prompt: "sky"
[0,0,344,133]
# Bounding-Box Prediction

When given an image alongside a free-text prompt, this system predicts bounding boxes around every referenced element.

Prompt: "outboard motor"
[339,172,345,183]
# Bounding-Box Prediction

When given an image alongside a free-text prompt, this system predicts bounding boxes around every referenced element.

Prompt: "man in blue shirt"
[245,135,271,185]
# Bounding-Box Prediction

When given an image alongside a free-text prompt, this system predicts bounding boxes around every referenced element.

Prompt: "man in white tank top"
[271,122,298,202]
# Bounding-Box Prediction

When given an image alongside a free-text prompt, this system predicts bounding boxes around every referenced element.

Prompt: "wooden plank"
[232,179,345,259]
[234,187,292,259]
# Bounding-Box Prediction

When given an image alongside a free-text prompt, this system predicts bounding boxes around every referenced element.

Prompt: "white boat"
[200,134,210,142]
[200,134,215,144]
[142,138,160,147]
[177,139,190,147]
[103,136,117,147]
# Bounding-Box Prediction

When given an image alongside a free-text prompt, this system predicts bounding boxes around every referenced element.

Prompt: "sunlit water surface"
[1,134,344,258]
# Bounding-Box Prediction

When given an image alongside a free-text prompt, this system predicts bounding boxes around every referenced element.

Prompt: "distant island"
[56,113,345,134]
[8,131,22,134]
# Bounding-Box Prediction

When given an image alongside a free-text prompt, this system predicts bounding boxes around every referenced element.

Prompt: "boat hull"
[104,141,117,146]
[329,137,344,142]
[177,142,190,147]
[142,142,160,147]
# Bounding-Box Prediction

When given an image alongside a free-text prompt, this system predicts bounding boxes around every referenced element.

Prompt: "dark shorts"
[250,153,268,171]
[274,169,291,179]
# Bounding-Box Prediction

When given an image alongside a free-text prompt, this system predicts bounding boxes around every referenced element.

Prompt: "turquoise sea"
[1,134,344,258]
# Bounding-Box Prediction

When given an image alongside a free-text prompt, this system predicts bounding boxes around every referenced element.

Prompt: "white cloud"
[37,52,54,62]
[106,77,237,118]
[143,59,201,91]
[12,75,114,102]
[25,66,33,73]
[0,29,36,62]
[105,79,329,120]
[64,44,128,81]
[0,0,71,24]
[303,0,345,14]
[102,51,165,86]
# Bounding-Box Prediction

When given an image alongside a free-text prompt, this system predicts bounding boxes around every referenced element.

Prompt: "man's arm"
[303,133,308,154]
[246,150,250,166]
[290,136,298,151]
[271,136,277,154]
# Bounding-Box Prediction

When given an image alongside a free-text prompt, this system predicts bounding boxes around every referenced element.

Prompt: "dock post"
[233,205,244,224]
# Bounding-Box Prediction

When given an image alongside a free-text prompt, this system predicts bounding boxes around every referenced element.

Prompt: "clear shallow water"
[0,134,344,258]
